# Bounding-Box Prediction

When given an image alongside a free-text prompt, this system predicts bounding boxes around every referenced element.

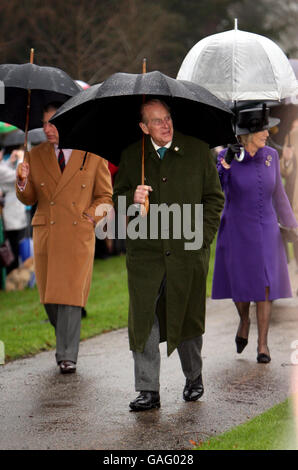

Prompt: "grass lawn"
[0,241,216,362]
[0,255,128,361]
[195,398,297,450]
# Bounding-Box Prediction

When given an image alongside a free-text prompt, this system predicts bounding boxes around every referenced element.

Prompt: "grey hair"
[237,134,254,146]
[140,99,171,124]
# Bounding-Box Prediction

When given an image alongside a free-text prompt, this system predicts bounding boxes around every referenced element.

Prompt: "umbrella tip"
[30,48,34,64]
[234,18,238,30]
[142,58,147,74]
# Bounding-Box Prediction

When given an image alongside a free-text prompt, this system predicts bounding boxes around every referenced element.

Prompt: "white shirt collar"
[151,138,172,154]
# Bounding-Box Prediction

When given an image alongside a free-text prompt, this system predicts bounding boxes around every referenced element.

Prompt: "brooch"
[265,155,272,167]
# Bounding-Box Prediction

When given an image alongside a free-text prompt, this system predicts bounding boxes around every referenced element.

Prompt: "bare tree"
[229,0,298,57]
[0,0,29,63]
[24,0,183,83]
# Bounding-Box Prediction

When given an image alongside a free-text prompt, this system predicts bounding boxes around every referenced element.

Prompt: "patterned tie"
[58,149,65,172]
[157,147,167,160]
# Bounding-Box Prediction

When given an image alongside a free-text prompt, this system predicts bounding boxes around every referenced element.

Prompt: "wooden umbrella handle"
[23,48,34,164]
[141,58,149,216]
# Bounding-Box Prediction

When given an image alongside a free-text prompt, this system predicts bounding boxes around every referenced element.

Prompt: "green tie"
[157,147,167,159]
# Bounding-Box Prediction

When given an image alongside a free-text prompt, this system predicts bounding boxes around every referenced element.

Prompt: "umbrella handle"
[141,58,149,217]
[23,48,34,163]
[141,133,150,216]
[234,147,245,162]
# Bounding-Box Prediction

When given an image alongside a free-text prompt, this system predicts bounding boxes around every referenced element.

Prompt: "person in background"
[280,118,298,270]
[0,147,18,288]
[212,106,298,364]
[0,148,26,274]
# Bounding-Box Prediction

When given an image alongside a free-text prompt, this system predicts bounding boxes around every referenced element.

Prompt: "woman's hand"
[224,142,242,164]
[220,158,231,170]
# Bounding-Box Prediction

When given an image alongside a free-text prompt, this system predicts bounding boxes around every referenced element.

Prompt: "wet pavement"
[1,263,298,450]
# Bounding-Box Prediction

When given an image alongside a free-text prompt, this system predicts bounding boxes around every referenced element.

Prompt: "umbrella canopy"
[0,63,81,131]
[51,71,235,165]
[0,121,17,133]
[2,127,46,148]
[75,79,90,90]
[177,27,298,104]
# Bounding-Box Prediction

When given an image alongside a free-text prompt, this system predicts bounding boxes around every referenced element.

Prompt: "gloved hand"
[224,143,242,164]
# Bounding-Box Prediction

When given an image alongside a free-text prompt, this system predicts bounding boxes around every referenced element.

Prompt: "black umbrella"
[0,62,81,131]
[2,128,46,148]
[51,70,236,166]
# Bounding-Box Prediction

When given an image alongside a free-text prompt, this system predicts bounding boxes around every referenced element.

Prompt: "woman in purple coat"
[212,106,298,363]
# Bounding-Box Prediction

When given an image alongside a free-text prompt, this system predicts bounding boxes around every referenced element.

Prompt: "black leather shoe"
[59,360,76,374]
[129,391,160,411]
[183,374,204,402]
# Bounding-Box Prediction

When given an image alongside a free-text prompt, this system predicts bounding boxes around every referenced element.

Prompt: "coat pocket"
[31,214,46,226]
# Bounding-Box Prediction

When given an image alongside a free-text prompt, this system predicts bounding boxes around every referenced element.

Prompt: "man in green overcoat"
[113,99,224,411]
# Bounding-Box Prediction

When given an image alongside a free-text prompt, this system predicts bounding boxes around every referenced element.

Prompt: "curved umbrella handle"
[234,146,245,162]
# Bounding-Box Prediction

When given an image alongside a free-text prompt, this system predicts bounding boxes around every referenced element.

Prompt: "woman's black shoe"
[235,336,248,354]
[235,319,250,353]
[257,353,271,363]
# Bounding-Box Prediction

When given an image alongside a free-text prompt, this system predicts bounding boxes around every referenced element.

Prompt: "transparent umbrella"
[177,22,298,106]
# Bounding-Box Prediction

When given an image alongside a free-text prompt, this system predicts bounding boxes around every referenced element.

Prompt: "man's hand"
[224,143,242,164]
[17,162,29,183]
[133,185,153,204]
[83,212,96,226]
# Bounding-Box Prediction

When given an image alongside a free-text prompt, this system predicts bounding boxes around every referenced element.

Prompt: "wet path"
[1,266,298,450]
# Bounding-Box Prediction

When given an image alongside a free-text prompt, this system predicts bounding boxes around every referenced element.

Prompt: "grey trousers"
[44,304,82,364]
[133,315,203,392]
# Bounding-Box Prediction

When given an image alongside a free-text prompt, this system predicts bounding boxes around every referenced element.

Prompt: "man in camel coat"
[16,102,113,373]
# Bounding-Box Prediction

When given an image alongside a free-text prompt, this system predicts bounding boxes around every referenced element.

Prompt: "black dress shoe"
[59,360,76,374]
[183,374,204,402]
[129,391,160,411]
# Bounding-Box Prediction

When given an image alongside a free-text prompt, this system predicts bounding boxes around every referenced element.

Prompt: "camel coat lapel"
[53,150,86,198]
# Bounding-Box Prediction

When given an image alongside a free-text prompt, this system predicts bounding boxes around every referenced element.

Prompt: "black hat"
[235,105,280,135]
